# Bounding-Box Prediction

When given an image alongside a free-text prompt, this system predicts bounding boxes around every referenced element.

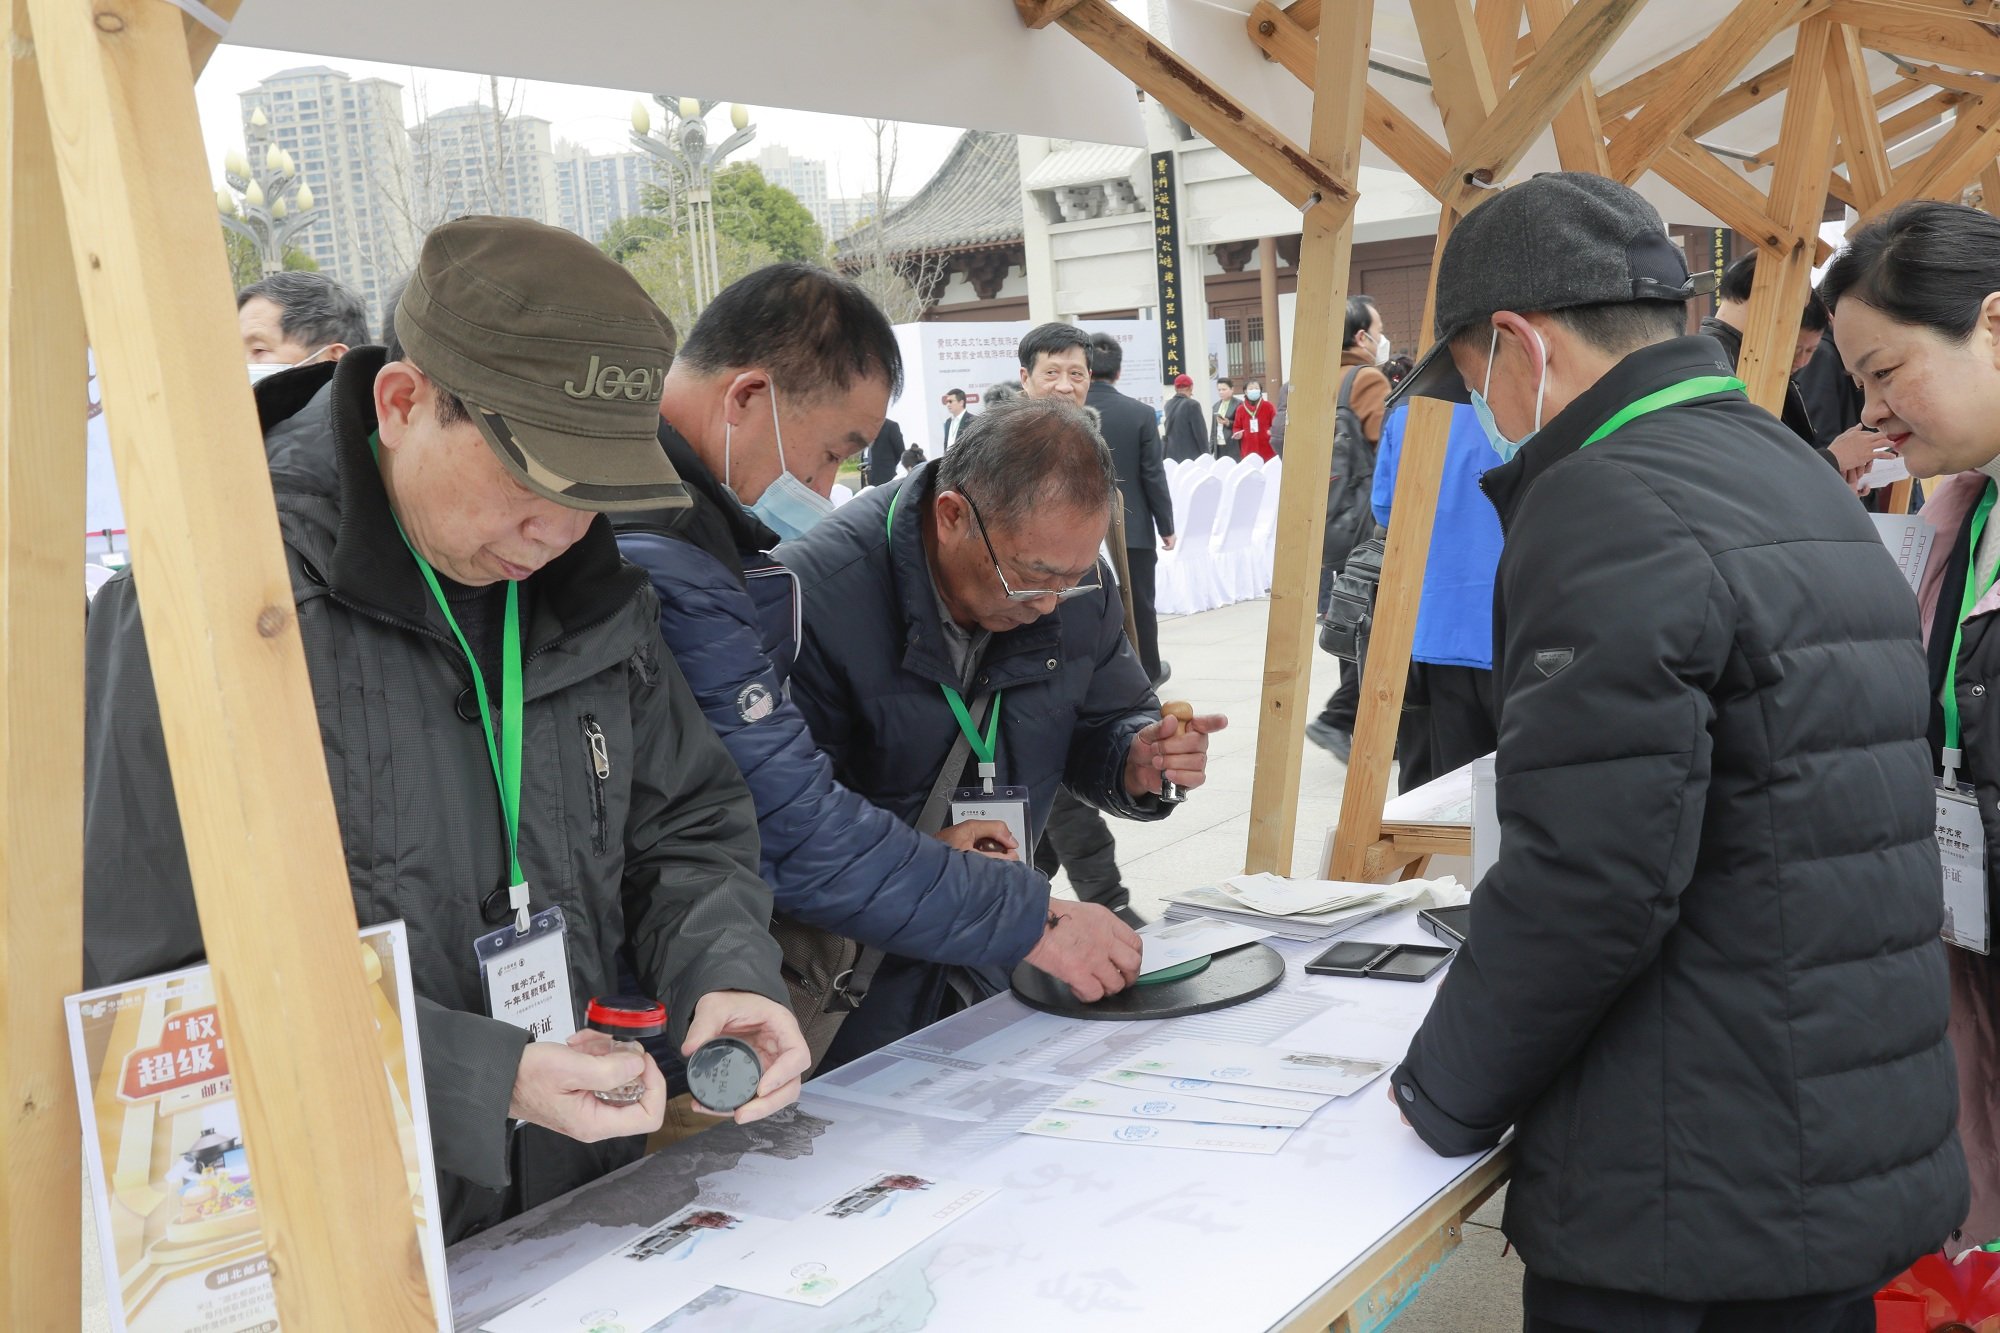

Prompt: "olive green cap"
[394,215,688,512]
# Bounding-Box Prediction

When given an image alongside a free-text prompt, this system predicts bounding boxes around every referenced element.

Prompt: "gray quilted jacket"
[83,352,785,1241]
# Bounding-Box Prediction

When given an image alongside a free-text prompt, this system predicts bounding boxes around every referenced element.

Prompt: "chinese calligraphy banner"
[66,922,450,1333]
[1151,152,1185,381]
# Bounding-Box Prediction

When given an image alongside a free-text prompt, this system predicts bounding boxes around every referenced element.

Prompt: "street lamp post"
[218,105,326,276]
[628,96,755,311]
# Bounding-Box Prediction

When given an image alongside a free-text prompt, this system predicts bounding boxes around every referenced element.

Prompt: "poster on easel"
[65,921,450,1332]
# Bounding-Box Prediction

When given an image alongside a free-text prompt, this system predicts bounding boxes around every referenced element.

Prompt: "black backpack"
[1322,366,1377,577]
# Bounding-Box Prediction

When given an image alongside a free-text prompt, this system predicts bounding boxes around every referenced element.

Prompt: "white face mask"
[246,345,333,383]
[1246,388,1262,402]
[1373,332,1393,366]
[727,381,834,543]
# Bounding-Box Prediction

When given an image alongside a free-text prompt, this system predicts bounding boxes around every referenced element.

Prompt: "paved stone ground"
[81,595,1519,1331]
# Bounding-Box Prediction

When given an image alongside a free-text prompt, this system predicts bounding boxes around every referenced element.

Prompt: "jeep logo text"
[562,354,665,402]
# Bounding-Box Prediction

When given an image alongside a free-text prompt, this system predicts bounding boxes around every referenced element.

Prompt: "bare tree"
[846,118,948,325]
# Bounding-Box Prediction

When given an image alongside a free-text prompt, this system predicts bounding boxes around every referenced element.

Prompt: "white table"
[446,910,1505,1332]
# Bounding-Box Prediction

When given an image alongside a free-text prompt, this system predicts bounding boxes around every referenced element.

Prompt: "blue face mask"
[1470,324,1547,463]
[729,381,835,543]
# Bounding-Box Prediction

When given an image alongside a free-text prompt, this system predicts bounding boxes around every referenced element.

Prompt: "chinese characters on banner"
[1151,151,1185,382]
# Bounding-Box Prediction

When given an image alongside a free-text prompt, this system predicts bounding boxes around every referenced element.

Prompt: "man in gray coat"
[85,217,808,1241]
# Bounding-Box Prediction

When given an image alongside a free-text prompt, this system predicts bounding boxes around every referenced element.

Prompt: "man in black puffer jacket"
[1387,174,1965,1331]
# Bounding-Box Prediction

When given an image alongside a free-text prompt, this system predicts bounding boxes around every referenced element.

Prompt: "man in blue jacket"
[613,264,1141,1077]
[1369,403,1502,790]
[779,394,1227,1062]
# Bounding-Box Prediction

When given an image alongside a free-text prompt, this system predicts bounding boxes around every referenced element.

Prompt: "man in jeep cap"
[83,215,808,1241]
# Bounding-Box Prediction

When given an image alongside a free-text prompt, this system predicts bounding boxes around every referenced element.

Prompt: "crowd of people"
[78,165,2000,1329]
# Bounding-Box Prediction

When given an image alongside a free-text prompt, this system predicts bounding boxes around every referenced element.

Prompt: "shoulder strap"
[836,690,993,1009]
[1337,365,1363,412]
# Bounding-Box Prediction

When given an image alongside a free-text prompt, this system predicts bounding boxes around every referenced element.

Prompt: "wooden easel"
[2,0,430,1324]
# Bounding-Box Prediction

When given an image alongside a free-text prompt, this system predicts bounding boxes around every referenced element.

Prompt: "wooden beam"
[182,0,240,76]
[1887,61,1999,99]
[1478,0,1528,93]
[1872,91,2000,210]
[1327,227,1457,881]
[1843,0,2000,19]
[1596,47,1700,121]
[1607,0,1825,184]
[1739,18,1839,412]
[1825,1,2000,65]
[1827,25,1894,207]
[1245,0,1373,875]
[22,0,435,1325]
[1524,0,1613,171]
[1828,163,1861,208]
[1659,136,1801,249]
[1748,85,1961,165]
[1057,0,1351,208]
[1285,0,1323,30]
[1016,0,1089,29]
[1981,158,2000,214]
[1410,0,1501,151]
[0,2,84,1326]
[1248,3,1455,200]
[1439,0,1645,203]
[1687,56,1793,136]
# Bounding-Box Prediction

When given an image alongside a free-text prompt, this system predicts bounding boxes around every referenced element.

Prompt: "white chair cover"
[1157,474,1225,614]
[1240,453,1265,472]
[1210,470,1268,604]
[1251,456,1284,591]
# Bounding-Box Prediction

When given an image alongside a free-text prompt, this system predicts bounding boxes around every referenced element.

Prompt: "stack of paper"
[1137,915,1270,976]
[1019,1039,1389,1155]
[1161,873,1466,942]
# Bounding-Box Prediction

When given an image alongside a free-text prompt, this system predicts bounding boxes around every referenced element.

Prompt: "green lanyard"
[888,486,1004,791]
[1944,481,1999,780]
[370,434,529,933]
[1579,375,1746,448]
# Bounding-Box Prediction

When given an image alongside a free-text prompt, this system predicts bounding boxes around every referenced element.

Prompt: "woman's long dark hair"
[1819,201,2000,341]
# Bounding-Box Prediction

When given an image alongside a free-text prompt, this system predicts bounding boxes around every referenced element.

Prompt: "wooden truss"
[2,0,1997,1319]
[1024,0,1996,884]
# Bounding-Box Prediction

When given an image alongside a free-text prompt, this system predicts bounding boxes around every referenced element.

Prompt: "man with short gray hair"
[777,394,1227,1063]
[236,269,370,368]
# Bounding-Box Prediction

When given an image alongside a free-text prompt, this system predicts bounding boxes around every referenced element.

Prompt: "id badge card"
[950,785,1031,862]
[1937,787,1990,955]
[475,905,578,1040]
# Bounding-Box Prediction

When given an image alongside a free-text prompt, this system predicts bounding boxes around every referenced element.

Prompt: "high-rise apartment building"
[415,104,562,228]
[824,194,909,242]
[756,145,831,237]
[237,66,418,329]
[553,142,660,243]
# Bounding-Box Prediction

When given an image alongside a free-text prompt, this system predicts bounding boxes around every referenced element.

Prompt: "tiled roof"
[836,130,1022,259]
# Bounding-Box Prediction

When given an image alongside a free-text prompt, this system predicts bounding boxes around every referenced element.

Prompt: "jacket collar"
[1481,334,1739,527]
[610,420,779,584]
[887,462,1064,689]
[1697,316,1744,364]
[306,348,644,638]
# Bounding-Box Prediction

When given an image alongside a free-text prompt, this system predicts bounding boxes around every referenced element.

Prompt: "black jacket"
[866,418,906,488]
[1163,394,1207,462]
[775,461,1168,847]
[84,354,786,1241]
[1392,336,1965,1299]
[1087,380,1174,547]
[1698,316,1832,459]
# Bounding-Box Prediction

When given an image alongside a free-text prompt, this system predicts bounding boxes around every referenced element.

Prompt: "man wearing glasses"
[779,394,1225,1062]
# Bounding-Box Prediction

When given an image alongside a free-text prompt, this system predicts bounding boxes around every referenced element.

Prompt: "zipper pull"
[584,717,610,780]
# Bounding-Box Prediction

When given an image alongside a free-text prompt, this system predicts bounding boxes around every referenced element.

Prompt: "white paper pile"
[1018,1039,1390,1156]
[1161,874,1467,942]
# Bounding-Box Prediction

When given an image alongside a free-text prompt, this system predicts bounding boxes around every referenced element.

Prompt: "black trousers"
[1319,660,1359,732]
[1396,662,1498,792]
[1033,789,1126,910]
[1522,1273,1878,1333]
[1126,546,1161,682]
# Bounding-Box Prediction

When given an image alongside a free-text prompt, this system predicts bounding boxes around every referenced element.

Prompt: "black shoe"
[1151,660,1172,689]
[1114,905,1148,929]
[1305,717,1352,763]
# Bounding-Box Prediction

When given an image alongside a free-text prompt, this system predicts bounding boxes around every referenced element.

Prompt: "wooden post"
[23,0,433,1324]
[1259,236,1284,390]
[1241,0,1373,874]
[0,1,84,1323]
[1328,230,1457,880]
[1825,25,1893,209]
[1738,18,1838,412]
[1523,0,1613,173]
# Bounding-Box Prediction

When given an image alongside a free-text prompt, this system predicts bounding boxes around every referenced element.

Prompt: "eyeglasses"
[959,492,1103,603]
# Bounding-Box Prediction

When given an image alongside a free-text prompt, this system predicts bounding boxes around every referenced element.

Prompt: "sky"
[193,47,967,206]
